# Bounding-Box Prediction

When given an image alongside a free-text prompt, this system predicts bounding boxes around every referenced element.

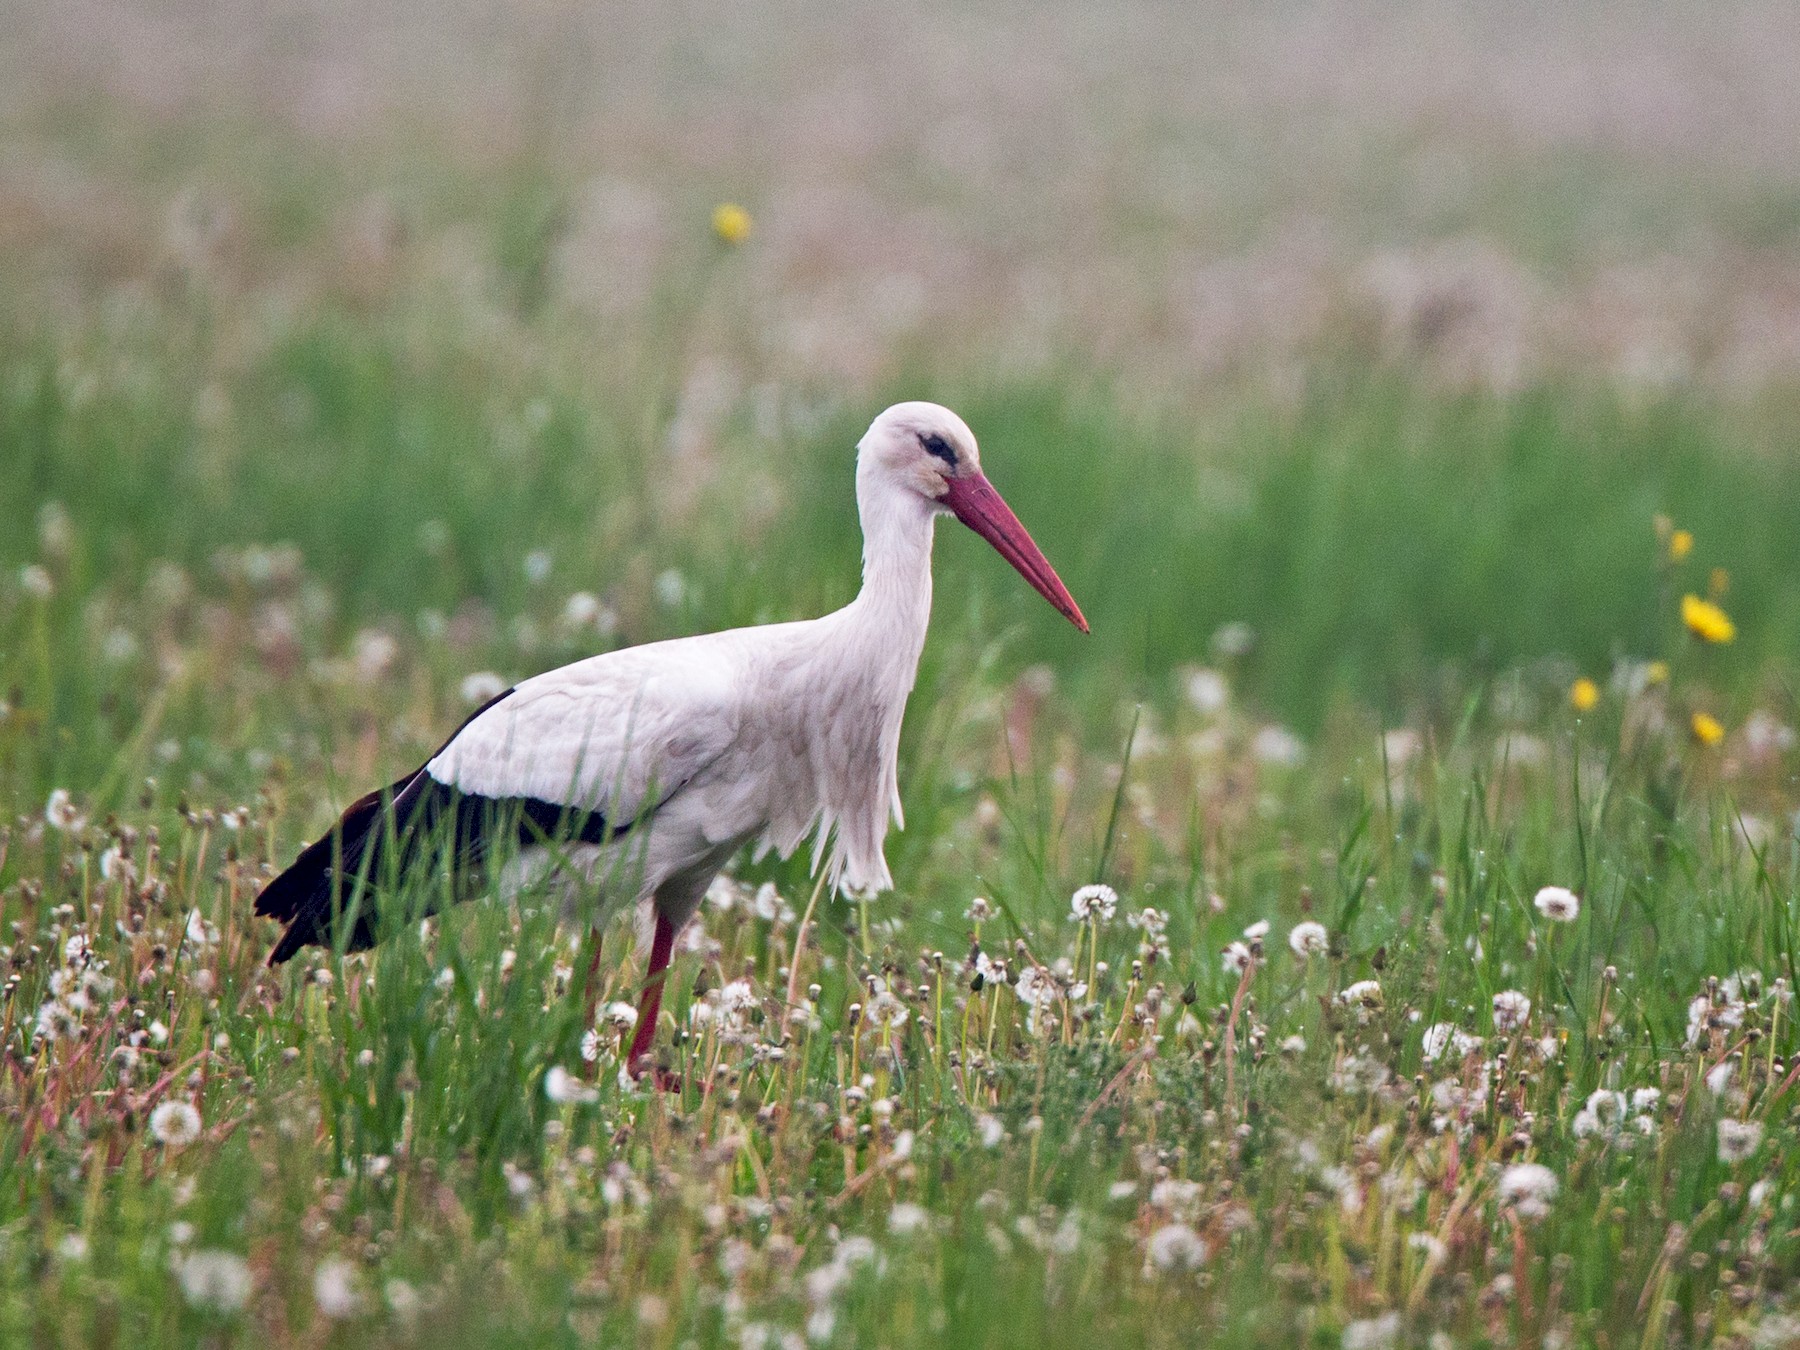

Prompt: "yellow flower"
[1691,711,1725,746]
[1569,677,1599,713]
[711,202,753,246]
[1645,660,1670,685]
[1669,529,1693,561]
[1681,594,1736,644]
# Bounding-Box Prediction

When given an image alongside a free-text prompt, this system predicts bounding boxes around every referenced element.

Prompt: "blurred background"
[5,0,1800,797]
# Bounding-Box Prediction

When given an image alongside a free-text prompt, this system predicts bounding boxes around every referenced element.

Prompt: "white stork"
[255,402,1086,1077]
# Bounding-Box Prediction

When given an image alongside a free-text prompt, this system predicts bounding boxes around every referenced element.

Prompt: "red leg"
[626,911,678,1088]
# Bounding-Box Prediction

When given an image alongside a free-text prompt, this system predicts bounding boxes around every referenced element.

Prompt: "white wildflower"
[1184,667,1229,715]
[185,910,219,946]
[177,1249,253,1313]
[1533,885,1580,923]
[544,1066,598,1105]
[351,628,397,681]
[1070,883,1118,922]
[458,671,507,705]
[313,1256,361,1319]
[1252,724,1305,767]
[1288,921,1329,958]
[149,1100,202,1147]
[45,789,85,832]
[1341,1311,1402,1350]
[1144,1223,1208,1274]
[1497,1162,1559,1220]
[1718,1117,1763,1163]
[888,1203,930,1237]
[1420,1022,1458,1063]
[1491,990,1531,1033]
[384,1278,421,1321]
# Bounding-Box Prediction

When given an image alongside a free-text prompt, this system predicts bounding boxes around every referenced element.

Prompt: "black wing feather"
[254,687,624,966]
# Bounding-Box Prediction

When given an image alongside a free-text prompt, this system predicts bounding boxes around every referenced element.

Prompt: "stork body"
[255,403,1085,1076]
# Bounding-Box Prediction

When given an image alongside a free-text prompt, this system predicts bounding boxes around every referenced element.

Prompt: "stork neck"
[848,475,936,652]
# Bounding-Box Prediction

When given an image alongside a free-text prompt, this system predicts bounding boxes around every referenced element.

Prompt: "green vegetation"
[6,58,1800,1345]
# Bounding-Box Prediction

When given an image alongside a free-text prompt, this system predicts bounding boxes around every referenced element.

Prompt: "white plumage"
[256,400,1085,1076]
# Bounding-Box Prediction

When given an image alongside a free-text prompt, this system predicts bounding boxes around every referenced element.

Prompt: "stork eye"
[919,432,958,469]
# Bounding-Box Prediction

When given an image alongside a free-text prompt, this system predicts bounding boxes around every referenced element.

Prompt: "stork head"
[859,402,1088,633]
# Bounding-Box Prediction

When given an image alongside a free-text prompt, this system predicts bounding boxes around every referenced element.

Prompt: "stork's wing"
[256,642,743,964]
[425,645,742,818]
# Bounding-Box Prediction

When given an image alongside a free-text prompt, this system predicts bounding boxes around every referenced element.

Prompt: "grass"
[7,172,1800,1348]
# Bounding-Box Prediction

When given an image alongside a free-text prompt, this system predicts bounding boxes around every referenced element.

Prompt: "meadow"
[7,3,1800,1346]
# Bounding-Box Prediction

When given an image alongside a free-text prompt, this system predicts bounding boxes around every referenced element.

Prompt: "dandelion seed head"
[177,1249,253,1313]
[45,789,85,832]
[1533,885,1580,923]
[1144,1223,1207,1273]
[1718,1117,1763,1163]
[1491,990,1531,1033]
[149,1100,202,1147]
[1289,921,1329,958]
[459,671,507,705]
[313,1256,361,1319]
[1498,1161,1559,1220]
[1070,883,1118,922]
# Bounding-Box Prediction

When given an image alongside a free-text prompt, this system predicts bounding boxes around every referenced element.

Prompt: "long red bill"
[941,472,1089,633]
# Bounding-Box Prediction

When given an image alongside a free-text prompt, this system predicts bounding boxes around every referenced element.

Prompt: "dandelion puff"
[177,1249,253,1313]
[603,1001,639,1031]
[1221,941,1255,975]
[458,671,507,705]
[1288,921,1328,958]
[313,1256,361,1319]
[1070,883,1118,922]
[544,1066,598,1105]
[976,1114,1005,1149]
[1491,990,1531,1033]
[149,1100,202,1147]
[1144,1223,1208,1274]
[45,789,85,832]
[1420,1022,1458,1062]
[888,1203,930,1237]
[384,1279,421,1321]
[1341,1311,1402,1350]
[1533,885,1580,923]
[1718,1117,1763,1163]
[1497,1162,1559,1220]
